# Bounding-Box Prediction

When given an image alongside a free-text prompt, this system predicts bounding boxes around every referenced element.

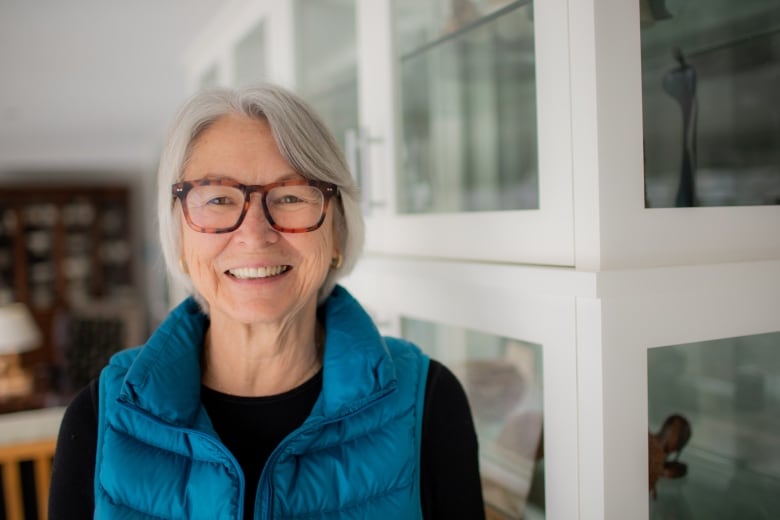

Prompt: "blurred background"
[0,0,224,407]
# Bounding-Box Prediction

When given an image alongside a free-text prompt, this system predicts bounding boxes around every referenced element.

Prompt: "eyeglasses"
[172,178,339,234]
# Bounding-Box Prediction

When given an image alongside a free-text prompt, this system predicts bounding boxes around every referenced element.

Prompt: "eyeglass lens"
[186,184,325,231]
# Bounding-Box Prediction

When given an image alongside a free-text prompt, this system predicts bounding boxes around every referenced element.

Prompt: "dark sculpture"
[663,49,698,207]
[649,414,692,498]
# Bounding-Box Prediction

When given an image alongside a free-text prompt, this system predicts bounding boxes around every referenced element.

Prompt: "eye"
[206,195,238,206]
[275,194,305,204]
[189,185,243,208]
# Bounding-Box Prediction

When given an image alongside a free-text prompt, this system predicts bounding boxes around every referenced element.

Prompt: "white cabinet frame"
[344,256,593,519]
[570,0,780,270]
[357,0,575,267]
[577,260,780,519]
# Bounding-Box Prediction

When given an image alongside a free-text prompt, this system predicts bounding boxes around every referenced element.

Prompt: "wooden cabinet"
[0,185,137,397]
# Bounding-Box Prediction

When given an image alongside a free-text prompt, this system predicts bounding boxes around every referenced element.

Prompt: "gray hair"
[157,84,364,310]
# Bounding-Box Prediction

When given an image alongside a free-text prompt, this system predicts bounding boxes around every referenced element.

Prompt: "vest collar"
[315,285,397,418]
[116,285,396,427]
[117,297,208,427]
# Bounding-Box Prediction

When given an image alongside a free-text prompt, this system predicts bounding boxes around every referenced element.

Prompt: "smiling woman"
[48,83,485,520]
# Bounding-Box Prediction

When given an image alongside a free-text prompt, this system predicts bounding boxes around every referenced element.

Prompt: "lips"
[227,265,290,279]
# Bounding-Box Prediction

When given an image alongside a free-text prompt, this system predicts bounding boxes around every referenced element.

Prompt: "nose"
[234,193,279,243]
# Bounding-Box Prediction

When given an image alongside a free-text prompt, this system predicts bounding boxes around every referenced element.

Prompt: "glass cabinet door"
[648,332,780,519]
[395,0,538,214]
[640,0,780,208]
[641,0,780,208]
[342,255,582,519]
[293,0,358,157]
[403,316,546,519]
[358,0,574,266]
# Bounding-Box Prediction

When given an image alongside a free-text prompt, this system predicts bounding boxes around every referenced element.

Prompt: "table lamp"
[0,302,41,399]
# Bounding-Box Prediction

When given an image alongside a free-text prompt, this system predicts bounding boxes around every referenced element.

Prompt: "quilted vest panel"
[94,289,429,520]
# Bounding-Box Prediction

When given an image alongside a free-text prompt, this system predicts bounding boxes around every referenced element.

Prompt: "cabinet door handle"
[345,128,385,215]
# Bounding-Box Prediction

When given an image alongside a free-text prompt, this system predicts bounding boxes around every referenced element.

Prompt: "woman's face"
[179,114,337,327]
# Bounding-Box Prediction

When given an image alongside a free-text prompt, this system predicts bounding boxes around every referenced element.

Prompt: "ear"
[330,214,342,260]
[328,217,343,270]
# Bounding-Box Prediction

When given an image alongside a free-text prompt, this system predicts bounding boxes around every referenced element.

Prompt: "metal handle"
[344,127,384,215]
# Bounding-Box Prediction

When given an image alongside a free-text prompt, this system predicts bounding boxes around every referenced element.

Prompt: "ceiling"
[0,0,225,175]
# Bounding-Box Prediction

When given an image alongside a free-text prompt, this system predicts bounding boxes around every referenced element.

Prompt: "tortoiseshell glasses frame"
[171,178,339,234]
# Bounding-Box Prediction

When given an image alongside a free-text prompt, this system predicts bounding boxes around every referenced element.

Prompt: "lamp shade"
[0,303,42,355]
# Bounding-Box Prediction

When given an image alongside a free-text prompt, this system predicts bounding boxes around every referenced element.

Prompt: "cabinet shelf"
[0,184,138,397]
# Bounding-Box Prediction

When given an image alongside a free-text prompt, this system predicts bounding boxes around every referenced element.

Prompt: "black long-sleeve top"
[49,360,485,520]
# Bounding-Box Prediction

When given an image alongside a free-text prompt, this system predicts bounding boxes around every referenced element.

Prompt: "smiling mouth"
[227,265,290,280]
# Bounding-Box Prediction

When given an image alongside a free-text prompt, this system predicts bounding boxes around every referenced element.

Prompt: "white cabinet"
[578,261,780,520]
[569,0,780,270]
[344,256,780,520]
[344,256,586,520]
[357,0,574,266]
[185,1,780,518]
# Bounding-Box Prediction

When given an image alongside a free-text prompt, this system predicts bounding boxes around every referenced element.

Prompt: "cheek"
[181,229,223,274]
[297,231,336,282]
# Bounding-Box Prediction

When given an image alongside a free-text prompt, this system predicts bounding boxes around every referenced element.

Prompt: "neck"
[201,311,323,397]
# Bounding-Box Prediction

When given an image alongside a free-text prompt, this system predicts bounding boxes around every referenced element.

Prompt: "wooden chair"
[0,437,57,520]
[0,407,63,520]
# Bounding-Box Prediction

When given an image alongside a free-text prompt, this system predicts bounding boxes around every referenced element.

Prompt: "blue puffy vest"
[95,286,429,519]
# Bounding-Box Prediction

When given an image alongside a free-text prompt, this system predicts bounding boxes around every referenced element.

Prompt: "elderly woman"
[49,84,484,519]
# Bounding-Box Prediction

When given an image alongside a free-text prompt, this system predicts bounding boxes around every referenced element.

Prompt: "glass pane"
[395,1,538,214]
[402,317,545,519]
[641,0,780,207]
[294,0,358,155]
[234,21,267,87]
[648,331,780,518]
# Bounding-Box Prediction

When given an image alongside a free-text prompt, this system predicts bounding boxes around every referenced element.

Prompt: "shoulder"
[106,344,143,369]
[61,379,99,433]
[383,336,425,358]
[422,359,479,453]
[98,345,143,404]
[424,360,473,419]
[382,336,430,376]
[419,360,485,518]
[100,345,143,385]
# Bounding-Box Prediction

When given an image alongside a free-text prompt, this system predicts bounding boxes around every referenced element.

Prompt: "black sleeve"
[49,380,98,520]
[420,360,485,520]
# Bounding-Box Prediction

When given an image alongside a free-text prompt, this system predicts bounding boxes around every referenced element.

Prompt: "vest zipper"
[116,399,248,519]
[256,384,397,519]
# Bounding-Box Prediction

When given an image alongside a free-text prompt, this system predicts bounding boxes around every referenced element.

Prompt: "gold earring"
[330,253,343,270]
[179,258,189,274]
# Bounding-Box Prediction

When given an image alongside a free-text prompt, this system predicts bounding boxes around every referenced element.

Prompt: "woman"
[50,84,484,519]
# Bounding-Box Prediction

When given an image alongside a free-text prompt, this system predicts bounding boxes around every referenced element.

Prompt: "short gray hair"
[157,84,364,309]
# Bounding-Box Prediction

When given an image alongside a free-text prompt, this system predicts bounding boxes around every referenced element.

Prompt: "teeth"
[229,265,288,279]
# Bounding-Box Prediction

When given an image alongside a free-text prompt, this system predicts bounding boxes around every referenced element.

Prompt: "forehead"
[183,114,296,182]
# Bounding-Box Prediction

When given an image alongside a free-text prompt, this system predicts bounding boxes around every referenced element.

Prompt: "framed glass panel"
[294,0,358,155]
[394,0,538,214]
[648,331,780,519]
[234,21,267,87]
[402,316,545,519]
[641,0,780,207]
